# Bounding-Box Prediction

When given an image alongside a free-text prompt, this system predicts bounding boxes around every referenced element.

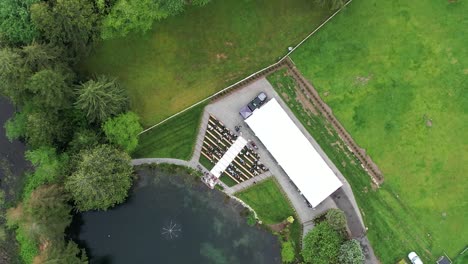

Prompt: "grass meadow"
[283,0,467,260]
[133,103,205,159]
[81,0,331,127]
[236,178,302,253]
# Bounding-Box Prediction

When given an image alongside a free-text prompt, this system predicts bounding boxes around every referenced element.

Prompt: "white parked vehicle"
[408,252,423,264]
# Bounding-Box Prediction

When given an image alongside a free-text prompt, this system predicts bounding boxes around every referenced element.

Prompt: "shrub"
[302,222,344,264]
[16,227,39,264]
[246,211,257,226]
[281,240,295,263]
[339,239,365,264]
[326,208,347,232]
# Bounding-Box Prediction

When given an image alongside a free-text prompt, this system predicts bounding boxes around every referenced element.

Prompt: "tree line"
[0,0,213,263]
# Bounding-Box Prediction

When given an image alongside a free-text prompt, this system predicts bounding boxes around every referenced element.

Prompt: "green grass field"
[81,0,331,127]
[284,0,467,260]
[133,103,205,159]
[199,155,214,170]
[236,178,302,253]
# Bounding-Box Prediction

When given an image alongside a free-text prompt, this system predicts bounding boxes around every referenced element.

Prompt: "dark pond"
[69,168,281,264]
[0,97,29,197]
[0,97,29,177]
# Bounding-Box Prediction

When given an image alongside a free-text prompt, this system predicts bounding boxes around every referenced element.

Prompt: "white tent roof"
[210,136,247,178]
[245,98,342,207]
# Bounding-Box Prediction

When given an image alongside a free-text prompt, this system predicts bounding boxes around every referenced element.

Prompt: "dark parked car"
[247,92,267,111]
[239,92,267,119]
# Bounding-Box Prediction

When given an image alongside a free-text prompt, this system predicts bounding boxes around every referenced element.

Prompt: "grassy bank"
[236,178,301,253]
[133,103,205,160]
[268,63,464,262]
[290,0,467,261]
[81,0,332,126]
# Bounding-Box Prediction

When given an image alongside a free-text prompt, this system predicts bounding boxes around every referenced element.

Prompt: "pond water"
[69,168,281,264]
[0,97,29,198]
[0,97,29,178]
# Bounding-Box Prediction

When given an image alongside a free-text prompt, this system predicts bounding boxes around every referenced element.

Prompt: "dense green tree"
[281,240,295,263]
[25,185,72,241]
[7,185,72,242]
[160,0,185,15]
[103,111,142,153]
[101,0,211,39]
[37,240,87,264]
[75,76,128,123]
[315,0,345,10]
[65,145,133,211]
[5,105,73,149]
[4,109,27,142]
[101,0,168,39]
[0,47,29,105]
[7,185,74,263]
[21,42,61,72]
[326,208,347,232]
[26,69,72,110]
[30,0,98,59]
[302,222,344,264]
[24,110,67,148]
[23,147,69,197]
[192,0,211,6]
[0,0,39,44]
[339,239,365,264]
[68,129,101,154]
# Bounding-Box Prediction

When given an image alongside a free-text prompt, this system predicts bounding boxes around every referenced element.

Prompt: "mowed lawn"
[133,103,205,159]
[291,0,467,261]
[236,179,302,253]
[82,0,331,127]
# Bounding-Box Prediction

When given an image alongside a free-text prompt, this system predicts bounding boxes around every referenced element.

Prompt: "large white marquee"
[245,98,342,207]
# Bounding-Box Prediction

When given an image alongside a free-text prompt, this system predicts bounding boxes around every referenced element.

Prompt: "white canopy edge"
[245,98,342,207]
[210,136,247,178]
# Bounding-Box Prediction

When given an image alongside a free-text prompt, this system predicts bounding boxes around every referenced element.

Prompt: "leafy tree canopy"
[101,0,211,39]
[103,111,142,153]
[0,47,29,105]
[302,222,344,264]
[7,185,72,242]
[67,129,101,154]
[5,105,72,149]
[21,42,62,73]
[23,147,69,198]
[36,240,87,264]
[65,145,133,211]
[0,0,39,44]
[26,69,73,110]
[30,0,98,59]
[0,44,70,107]
[75,76,128,124]
[339,239,365,264]
[4,108,28,142]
